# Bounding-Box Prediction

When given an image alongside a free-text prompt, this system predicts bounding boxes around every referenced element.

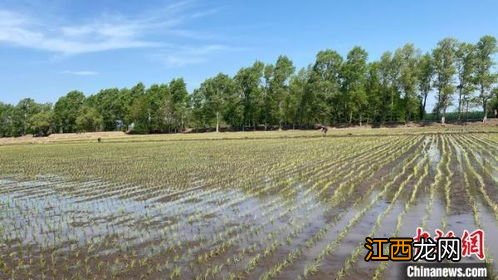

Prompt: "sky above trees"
[1,0,497,112]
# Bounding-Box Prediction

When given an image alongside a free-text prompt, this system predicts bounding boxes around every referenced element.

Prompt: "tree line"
[1,35,498,137]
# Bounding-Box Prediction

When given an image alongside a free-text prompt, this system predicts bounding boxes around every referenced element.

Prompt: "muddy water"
[427,137,441,172]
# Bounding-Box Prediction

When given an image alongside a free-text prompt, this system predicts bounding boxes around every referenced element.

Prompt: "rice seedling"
[0,131,496,278]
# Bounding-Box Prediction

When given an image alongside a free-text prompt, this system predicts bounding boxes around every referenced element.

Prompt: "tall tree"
[394,44,420,122]
[455,42,476,120]
[0,103,16,137]
[54,91,86,133]
[474,35,498,122]
[284,71,304,129]
[378,51,400,122]
[29,110,53,136]
[235,61,264,130]
[365,62,383,123]
[15,98,42,135]
[76,106,103,132]
[262,64,274,129]
[147,84,170,132]
[341,47,368,125]
[88,88,126,131]
[271,56,295,128]
[416,53,434,120]
[307,50,343,124]
[194,73,235,132]
[169,78,189,132]
[433,38,457,124]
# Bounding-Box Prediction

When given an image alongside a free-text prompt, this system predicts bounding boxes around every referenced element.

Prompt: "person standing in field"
[319,125,328,136]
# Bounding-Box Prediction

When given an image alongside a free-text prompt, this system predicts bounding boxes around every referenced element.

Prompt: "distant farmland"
[0,128,497,279]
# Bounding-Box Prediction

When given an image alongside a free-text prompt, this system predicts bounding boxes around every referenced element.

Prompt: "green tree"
[271,56,295,128]
[123,83,146,130]
[147,84,170,132]
[286,68,309,128]
[54,91,86,133]
[75,106,104,132]
[455,42,476,120]
[88,88,126,131]
[14,98,43,135]
[128,95,150,133]
[433,38,457,124]
[417,53,434,120]
[394,44,420,122]
[0,103,16,137]
[169,78,189,132]
[193,73,235,132]
[341,46,368,125]
[378,51,400,122]
[474,35,498,122]
[307,50,343,124]
[365,62,383,123]
[235,61,264,130]
[29,110,53,136]
[262,64,274,129]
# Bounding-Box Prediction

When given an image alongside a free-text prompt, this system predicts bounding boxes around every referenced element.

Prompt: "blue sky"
[1,0,497,111]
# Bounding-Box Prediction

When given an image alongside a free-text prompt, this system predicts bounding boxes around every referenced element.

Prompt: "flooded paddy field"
[0,131,497,279]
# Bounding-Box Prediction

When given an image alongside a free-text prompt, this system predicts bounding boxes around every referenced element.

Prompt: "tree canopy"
[1,35,498,137]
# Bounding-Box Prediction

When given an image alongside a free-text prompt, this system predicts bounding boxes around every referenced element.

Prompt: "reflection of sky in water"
[427,138,441,172]
[0,176,327,260]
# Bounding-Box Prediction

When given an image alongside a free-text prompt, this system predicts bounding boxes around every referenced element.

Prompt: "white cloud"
[62,70,99,76]
[151,44,240,67]
[0,1,218,55]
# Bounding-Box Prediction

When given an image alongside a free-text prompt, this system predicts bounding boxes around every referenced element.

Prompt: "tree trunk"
[457,87,463,121]
[441,107,446,124]
[422,92,428,120]
[404,96,409,125]
[359,113,362,127]
[216,111,220,133]
[465,100,469,122]
[482,86,487,123]
[436,89,441,121]
[483,99,488,123]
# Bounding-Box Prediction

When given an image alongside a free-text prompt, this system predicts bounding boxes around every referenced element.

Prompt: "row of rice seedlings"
[247,137,423,279]
[176,137,411,269]
[191,137,416,276]
[456,134,498,275]
[440,135,454,231]
[127,143,313,200]
[287,137,428,279]
[421,135,444,229]
[0,139,293,190]
[212,137,420,279]
[456,136,498,220]
[447,136,496,276]
[68,144,292,201]
[149,173,320,274]
[372,148,432,279]
[32,149,320,264]
[335,141,430,279]
[187,143,387,277]
[460,134,498,185]
[0,135,424,276]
